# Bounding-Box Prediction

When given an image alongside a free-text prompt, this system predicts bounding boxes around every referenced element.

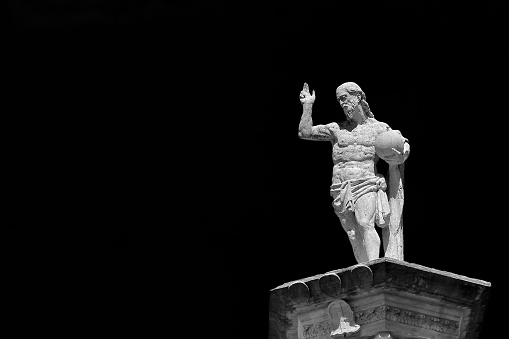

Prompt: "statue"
[298,82,410,263]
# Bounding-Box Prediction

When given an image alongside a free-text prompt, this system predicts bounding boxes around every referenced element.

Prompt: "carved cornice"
[354,305,460,336]
[270,259,490,339]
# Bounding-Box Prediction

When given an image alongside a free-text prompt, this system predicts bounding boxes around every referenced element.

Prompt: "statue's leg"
[354,192,380,262]
[336,211,367,263]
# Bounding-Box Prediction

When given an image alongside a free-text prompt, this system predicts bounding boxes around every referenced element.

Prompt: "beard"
[342,99,360,120]
[343,107,354,119]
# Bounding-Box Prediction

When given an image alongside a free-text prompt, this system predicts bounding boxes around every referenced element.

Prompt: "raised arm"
[298,83,335,141]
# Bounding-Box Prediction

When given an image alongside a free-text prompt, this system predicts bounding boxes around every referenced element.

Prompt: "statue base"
[269,257,490,339]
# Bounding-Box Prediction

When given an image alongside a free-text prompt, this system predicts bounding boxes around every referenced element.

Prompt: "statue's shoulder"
[367,118,390,133]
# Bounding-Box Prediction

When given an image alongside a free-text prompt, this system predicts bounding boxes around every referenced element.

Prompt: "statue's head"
[336,82,374,119]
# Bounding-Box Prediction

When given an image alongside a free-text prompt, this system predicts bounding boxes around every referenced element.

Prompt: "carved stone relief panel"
[297,300,359,339]
[354,305,460,336]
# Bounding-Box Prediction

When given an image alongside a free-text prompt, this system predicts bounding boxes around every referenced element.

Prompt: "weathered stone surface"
[328,300,360,336]
[351,264,373,290]
[294,299,360,339]
[268,258,490,339]
[288,281,310,304]
[298,82,409,263]
[319,273,342,298]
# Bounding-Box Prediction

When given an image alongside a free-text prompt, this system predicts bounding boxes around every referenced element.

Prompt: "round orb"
[375,130,405,158]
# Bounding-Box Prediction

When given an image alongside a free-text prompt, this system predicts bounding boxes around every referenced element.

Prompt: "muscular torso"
[329,118,389,184]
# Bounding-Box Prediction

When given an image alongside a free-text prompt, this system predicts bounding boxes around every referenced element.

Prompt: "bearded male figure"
[298,82,410,263]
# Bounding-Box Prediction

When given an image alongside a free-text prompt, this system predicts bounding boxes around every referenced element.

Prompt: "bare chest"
[333,125,379,148]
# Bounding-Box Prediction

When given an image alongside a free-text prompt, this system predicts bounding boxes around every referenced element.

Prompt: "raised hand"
[299,82,316,105]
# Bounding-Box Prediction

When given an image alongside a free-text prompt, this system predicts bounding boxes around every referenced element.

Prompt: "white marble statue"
[298,82,410,263]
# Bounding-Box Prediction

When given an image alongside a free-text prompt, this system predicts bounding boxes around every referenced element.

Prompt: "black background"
[4,0,506,337]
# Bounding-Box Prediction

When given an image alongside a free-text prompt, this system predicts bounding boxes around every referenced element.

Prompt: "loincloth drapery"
[330,175,391,227]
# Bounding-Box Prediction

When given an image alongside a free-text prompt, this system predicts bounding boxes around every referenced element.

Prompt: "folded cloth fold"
[330,175,391,227]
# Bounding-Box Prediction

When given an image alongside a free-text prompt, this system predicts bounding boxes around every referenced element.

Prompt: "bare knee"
[356,219,375,232]
[336,212,358,240]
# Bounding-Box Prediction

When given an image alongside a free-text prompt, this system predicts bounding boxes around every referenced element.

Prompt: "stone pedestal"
[269,258,490,339]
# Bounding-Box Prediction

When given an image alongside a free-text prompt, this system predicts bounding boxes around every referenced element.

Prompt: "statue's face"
[337,90,360,120]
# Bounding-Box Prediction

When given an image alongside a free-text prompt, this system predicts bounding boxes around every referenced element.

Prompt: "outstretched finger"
[312,90,315,97]
[303,82,309,92]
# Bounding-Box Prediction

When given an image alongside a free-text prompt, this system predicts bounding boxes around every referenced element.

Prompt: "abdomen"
[331,145,376,183]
